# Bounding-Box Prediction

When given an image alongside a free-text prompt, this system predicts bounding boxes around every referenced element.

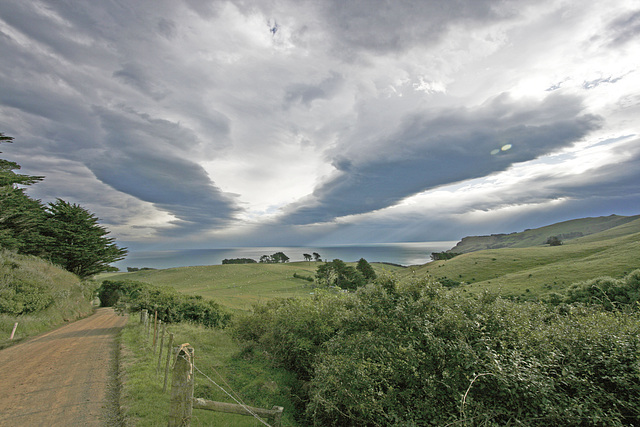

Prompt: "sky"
[1,0,639,251]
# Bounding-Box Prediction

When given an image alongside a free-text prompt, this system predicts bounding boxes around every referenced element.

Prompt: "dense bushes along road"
[233,272,640,426]
[98,279,231,328]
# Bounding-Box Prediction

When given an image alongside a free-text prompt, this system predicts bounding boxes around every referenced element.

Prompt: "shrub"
[97,279,231,328]
[234,275,640,426]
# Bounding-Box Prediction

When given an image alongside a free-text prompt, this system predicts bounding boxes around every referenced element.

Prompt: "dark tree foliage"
[313,252,322,261]
[259,252,290,263]
[546,236,563,246]
[222,258,257,264]
[430,251,461,261]
[303,253,312,262]
[41,199,127,278]
[0,134,127,278]
[356,258,377,281]
[316,259,365,290]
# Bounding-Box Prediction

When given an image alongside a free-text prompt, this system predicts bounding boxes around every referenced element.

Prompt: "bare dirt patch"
[0,308,128,426]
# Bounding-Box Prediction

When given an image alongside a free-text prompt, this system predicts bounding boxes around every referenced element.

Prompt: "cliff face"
[447,214,640,254]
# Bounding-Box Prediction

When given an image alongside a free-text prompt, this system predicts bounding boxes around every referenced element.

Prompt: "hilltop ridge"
[448,214,640,254]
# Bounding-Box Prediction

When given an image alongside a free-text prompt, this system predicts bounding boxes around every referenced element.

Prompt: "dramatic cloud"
[0,0,638,251]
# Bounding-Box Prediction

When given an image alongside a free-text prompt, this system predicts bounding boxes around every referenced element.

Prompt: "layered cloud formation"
[0,0,638,249]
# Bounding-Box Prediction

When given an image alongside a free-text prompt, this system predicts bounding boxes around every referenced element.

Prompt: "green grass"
[120,319,299,426]
[102,261,404,311]
[0,249,96,348]
[408,221,640,298]
[450,214,640,253]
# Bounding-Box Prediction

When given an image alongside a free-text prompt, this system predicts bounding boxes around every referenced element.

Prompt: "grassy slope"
[449,214,640,253]
[408,218,640,297]
[102,262,404,311]
[120,321,299,426]
[0,250,96,348]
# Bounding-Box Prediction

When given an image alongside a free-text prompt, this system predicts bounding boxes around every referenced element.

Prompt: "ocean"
[114,241,459,270]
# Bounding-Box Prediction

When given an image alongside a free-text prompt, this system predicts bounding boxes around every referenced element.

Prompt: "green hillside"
[0,250,96,348]
[101,261,404,311]
[448,214,640,253]
[410,218,640,298]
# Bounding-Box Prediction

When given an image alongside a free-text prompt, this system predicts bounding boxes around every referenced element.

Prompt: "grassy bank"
[0,249,96,348]
[119,319,299,426]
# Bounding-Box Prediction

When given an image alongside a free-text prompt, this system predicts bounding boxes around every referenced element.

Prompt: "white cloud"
[1,0,638,249]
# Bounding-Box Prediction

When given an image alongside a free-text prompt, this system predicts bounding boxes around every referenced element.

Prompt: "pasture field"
[409,219,640,298]
[102,261,405,311]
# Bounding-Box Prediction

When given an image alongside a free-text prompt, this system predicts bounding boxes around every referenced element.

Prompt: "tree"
[313,252,322,262]
[41,199,127,278]
[315,259,365,290]
[303,253,312,262]
[546,236,562,246]
[0,136,48,254]
[356,258,377,281]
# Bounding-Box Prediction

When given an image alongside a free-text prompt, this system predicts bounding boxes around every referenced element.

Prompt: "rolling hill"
[447,214,640,253]
[409,216,640,298]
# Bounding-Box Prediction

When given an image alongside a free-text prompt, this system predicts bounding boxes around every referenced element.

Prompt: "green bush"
[563,269,640,310]
[97,279,231,328]
[234,275,640,426]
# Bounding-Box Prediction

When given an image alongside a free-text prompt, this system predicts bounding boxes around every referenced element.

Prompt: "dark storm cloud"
[88,106,240,231]
[281,93,602,224]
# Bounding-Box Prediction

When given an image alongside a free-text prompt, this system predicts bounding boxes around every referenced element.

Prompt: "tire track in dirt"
[0,308,128,426]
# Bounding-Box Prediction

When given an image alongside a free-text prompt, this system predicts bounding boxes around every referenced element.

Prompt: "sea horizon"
[114,241,459,271]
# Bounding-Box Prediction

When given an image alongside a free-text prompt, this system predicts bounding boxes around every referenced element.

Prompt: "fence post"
[9,322,18,340]
[163,333,175,393]
[157,322,167,372]
[271,405,284,427]
[153,311,158,351]
[168,345,194,427]
[140,309,147,324]
[154,318,161,354]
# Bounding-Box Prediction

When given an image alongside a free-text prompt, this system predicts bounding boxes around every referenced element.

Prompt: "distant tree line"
[222,258,257,264]
[126,267,157,272]
[259,252,290,263]
[0,133,127,278]
[430,251,461,261]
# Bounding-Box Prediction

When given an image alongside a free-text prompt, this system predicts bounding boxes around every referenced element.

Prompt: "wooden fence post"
[157,322,167,372]
[168,345,194,427]
[140,309,147,324]
[9,322,18,340]
[153,311,158,351]
[163,333,175,393]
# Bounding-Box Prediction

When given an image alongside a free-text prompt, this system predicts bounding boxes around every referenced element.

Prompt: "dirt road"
[0,308,128,426]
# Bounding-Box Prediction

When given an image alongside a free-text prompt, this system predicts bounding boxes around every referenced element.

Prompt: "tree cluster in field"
[314,258,377,290]
[0,133,127,278]
[126,267,157,272]
[303,252,323,262]
[430,251,461,261]
[97,279,230,328]
[222,258,257,264]
[546,235,563,246]
[233,273,640,426]
[259,252,290,263]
